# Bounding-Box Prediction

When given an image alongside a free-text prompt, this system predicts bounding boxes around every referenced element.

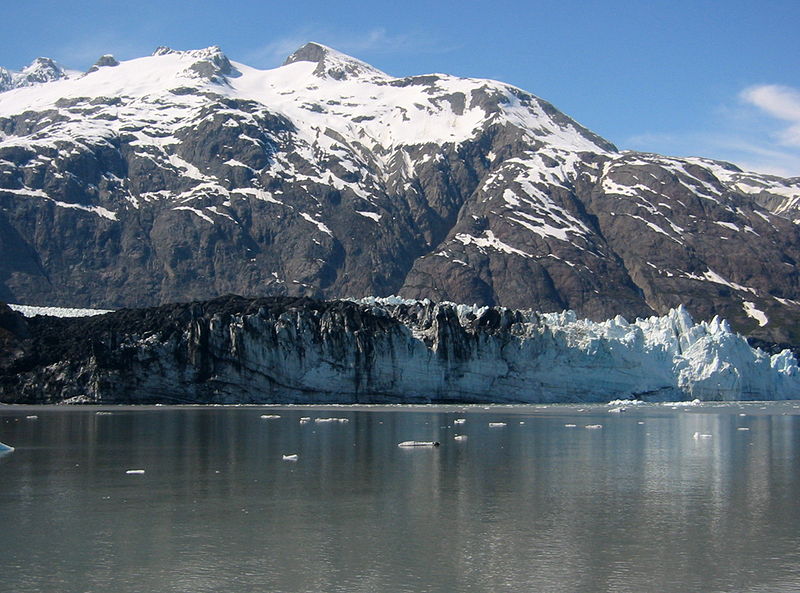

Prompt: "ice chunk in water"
[0,441,14,452]
[398,441,440,447]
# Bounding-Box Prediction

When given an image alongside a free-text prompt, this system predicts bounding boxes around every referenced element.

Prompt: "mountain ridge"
[1,43,800,344]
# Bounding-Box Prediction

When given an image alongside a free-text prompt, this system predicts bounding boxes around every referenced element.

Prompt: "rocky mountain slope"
[1,43,800,344]
[1,296,797,404]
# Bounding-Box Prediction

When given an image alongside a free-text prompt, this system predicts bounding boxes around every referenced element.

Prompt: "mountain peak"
[282,42,330,66]
[21,57,66,84]
[282,42,388,81]
[86,54,119,74]
[0,57,67,91]
[150,45,233,80]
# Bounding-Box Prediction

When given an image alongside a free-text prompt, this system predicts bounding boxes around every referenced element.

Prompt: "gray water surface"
[1,403,800,593]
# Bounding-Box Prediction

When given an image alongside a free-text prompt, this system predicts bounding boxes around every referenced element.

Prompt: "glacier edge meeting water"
[2,296,798,404]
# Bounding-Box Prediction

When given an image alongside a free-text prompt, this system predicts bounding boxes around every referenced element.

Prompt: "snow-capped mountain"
[0,57,71,91]
[1,43,800,345]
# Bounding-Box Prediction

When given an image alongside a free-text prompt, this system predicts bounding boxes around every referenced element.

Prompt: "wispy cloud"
[741,84,800,147]
[243,27,457,69]
[626,84,800,177]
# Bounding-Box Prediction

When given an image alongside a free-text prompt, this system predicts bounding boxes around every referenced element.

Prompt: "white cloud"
[625,84,800,177]
[741,84,800,147]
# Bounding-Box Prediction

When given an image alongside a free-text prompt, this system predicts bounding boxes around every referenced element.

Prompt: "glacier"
[1,296,798,404]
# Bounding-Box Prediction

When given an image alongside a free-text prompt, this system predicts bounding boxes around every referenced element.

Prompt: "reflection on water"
[1,403,800,593]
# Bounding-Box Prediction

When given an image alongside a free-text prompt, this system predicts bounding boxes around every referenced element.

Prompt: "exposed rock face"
[1,295,797,404]
[1,43,800,344]
[86,55,119,74]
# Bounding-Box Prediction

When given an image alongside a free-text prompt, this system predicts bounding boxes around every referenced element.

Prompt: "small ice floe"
[519,421,525,425]
[454,435,468,442]
[737,427,751,431]
[26,415,38,420]
[608,399,644,407]
[260,414,281,419]
[608,407,626,414]
[584,424,603,429]
[668,399,702,407]
[564,423,577,428]
[453,418,466,425]
[282,454,299,462]
[637,421,645,425]
[299,417,311,424]
[488,422,507,428]
[738,413,747,417]
[95,411,113,415]
[315,417,349,424]
[125,469,145,474]
[398,441,440,448]
[0,441,15,452]
[692,432,713,440]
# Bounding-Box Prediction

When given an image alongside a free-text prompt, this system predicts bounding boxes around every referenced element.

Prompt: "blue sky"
[3,0,799,175]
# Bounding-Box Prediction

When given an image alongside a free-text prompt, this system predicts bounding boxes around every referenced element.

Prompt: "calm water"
[2,402,800,593]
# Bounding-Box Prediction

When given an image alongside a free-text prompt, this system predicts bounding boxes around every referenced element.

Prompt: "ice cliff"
[0,296,797,404]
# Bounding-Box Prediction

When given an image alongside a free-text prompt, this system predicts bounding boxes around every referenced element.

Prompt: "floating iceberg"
[0,441,14,452]
[398,441,440,448]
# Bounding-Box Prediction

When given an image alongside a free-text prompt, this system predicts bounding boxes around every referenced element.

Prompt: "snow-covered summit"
[0,57,71,92]
[282,42,389,81]
[0,42,611,155]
